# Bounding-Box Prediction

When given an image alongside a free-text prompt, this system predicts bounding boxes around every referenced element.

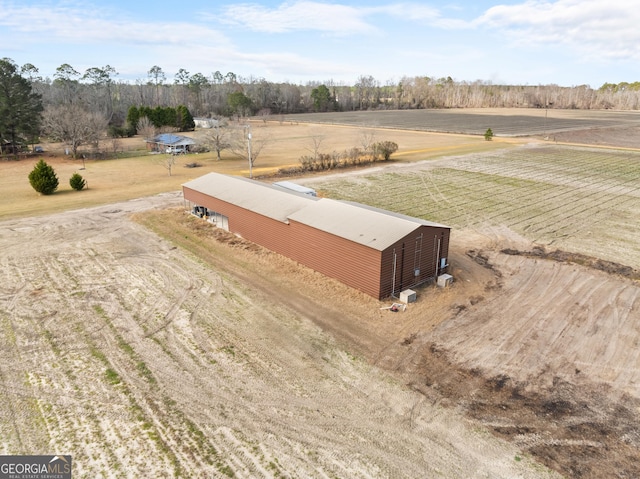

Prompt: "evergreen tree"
[28,159,59,195]
[154,106,175,127]
[311,84,332,112]
[69,172,86,191]
[484,128,494,141]
[227,91,252,116]
[126,105,140,132]
[176,105,195,131]
[0,58,43,151]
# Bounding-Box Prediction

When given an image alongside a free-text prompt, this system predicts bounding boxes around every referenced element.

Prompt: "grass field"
[309,144,640,269]
[0,121,511,219]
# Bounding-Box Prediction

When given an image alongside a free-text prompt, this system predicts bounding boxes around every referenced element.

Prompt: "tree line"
[3,56,640,155]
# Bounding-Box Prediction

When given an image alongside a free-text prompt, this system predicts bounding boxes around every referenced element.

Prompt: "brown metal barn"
[182,173,450,300]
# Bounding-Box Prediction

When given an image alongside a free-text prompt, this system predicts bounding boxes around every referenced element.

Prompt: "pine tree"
[176,105,195,131]
[0,59,43,151]
[28,159,59,195]
[69,172,86,191]
[484,128,494,141]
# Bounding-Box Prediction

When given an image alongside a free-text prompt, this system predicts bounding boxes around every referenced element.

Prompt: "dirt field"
[1,109,640,478]
[284,108,640,139]
[0,198,560,478]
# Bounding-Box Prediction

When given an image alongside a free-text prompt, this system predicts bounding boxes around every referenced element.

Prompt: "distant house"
[146,133,196,153]
[1,140,20,154]
[193,118,220,129]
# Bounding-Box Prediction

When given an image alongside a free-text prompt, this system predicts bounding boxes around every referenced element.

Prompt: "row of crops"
[285,109,639,137]
[314,145,640,268]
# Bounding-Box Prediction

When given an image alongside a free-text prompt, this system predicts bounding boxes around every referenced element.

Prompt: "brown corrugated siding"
[289,220,383,298]
[184,186,451,300]
[183,187,292,256]
[379,226,450,298]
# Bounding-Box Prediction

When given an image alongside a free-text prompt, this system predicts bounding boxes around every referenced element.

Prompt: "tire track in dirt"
[0,197,563,478]
[435,250,640,396]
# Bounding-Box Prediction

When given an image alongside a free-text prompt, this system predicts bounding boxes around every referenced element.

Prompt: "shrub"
[484,128,494,141]
[28,159,59,195]
[372,141,399,161]
[108,124,134,138]
[69,172,86,191]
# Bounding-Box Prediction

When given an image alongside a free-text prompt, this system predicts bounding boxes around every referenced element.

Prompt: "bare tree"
[82,65,117,121]
[359,129,377,156]
[109,136,121,159]
[229,124,270,177]
[159,154,176,176]
[136,116,156,139]
[258,108,271,123]
[354,75,380,110]
[158,125,179,134]
[306,135,325,162]
[42,104,107,159]
[199,120,230,160]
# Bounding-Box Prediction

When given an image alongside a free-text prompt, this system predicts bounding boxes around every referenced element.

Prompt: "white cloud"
[476,0,640,60]
[217,1,458,34]
[219,1,375,34]
[2,0,636,85]
[0,2,229,48]
[371,3,440,21]
[151,42,353,82]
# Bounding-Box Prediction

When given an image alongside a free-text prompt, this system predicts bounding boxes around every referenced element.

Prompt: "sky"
[1,0,639,88]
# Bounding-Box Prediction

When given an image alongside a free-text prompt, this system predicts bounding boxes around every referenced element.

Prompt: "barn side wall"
[288,220,383,299]
[379,226,451,298]
[184,186,451,300]
[183,187,292,256]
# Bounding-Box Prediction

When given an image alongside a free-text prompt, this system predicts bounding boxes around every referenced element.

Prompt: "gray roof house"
[146,133,196,152]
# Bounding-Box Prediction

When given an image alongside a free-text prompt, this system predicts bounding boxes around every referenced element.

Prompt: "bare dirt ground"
[2,111,640,478]
[552,125,640,149]
[422,230,640,478]
[0,197,559,478]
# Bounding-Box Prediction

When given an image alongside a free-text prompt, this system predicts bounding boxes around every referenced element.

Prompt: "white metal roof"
[183,173,317,223]
[273,181,317,195]
[183,173,449,250]
[289,199,445,251]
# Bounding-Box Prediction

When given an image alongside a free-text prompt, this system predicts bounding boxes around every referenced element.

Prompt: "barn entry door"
[216,213,229,231]
[391,243,406,298]
[207,211,229,231]
[413,234,423,279]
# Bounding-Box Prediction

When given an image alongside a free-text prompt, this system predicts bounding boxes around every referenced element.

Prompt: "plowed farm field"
[2,109,640,478]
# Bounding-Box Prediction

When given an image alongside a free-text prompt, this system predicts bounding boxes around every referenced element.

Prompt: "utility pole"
[543,101,553,140]
[246,124,253,178]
